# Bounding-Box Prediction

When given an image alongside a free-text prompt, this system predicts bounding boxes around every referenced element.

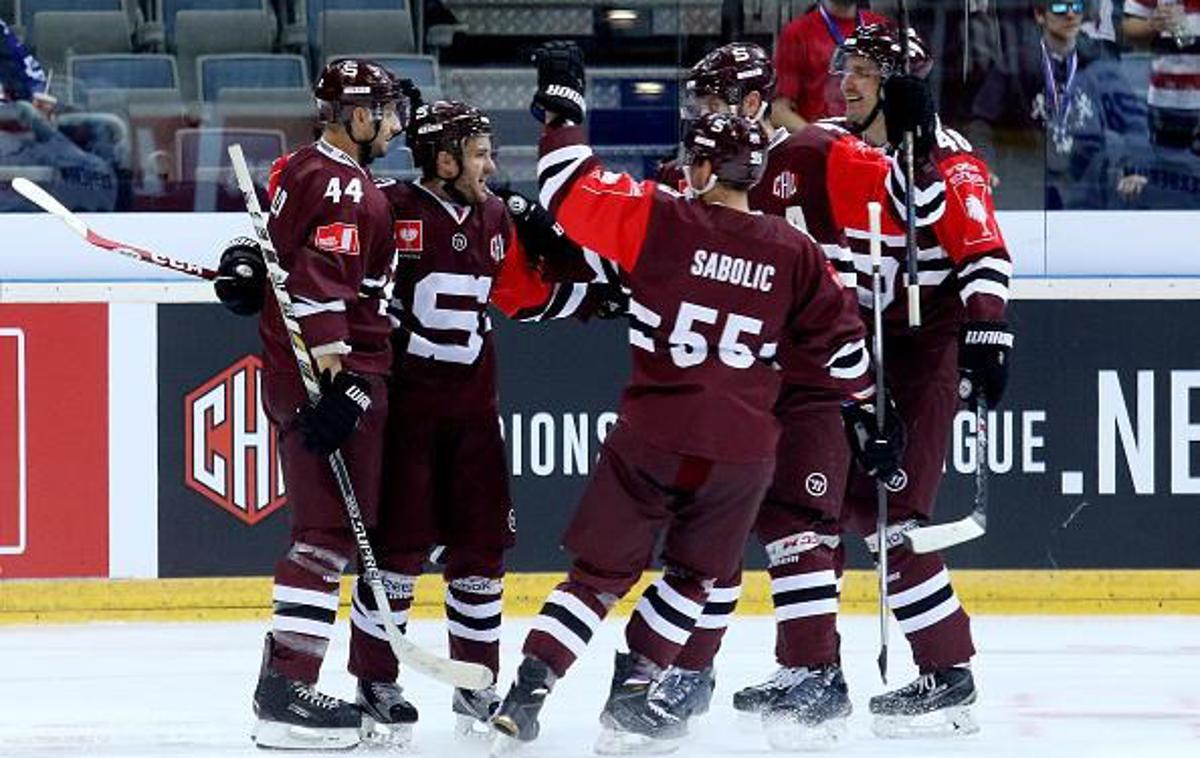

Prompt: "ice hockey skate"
[869,666,979,738]
[491,657,555,755]
[761,664,852,750]
[647,665,715,722]
[250,634,362,750]
[731,666,812,719]
[453,685,500,740]
[357,679,418,749]
[594,652,686,755]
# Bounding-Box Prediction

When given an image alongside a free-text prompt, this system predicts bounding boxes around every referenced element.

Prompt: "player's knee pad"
[282,538,350,580]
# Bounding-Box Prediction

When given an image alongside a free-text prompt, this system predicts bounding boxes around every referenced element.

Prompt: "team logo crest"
[946,161,998,246]
[394,220,423,253]
[452,233,469,252]
[773,171,797,200]
[805,472,828,497]
[490,234,505,263]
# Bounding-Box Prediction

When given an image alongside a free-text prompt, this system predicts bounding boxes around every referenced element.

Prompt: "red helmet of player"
[684,42,777,122]
[680,111,767,195]
[831,23,933,81]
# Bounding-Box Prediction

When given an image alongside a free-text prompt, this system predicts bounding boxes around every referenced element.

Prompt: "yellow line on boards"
[1,571,1197,624]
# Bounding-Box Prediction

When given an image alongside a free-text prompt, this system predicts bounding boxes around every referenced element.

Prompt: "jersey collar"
[413,180,473,225]
[316,138,368,178]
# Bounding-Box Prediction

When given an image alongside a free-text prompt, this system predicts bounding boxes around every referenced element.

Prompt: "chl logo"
[773,171,797,200]
[185,355,287,525]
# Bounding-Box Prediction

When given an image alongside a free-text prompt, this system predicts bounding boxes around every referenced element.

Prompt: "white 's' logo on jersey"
[773,171,797,200]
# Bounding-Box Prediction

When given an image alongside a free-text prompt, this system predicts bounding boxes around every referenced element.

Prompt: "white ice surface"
[1,615,1198,758]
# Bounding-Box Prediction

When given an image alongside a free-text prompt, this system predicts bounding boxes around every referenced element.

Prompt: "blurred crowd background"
[0,1,1195,217]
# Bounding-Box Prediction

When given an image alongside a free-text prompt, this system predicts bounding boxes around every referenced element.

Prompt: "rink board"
[1,280,1199,617]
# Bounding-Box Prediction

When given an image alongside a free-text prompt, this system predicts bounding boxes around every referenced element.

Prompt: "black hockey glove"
[214,237,266,316]
[496,187,592,280]
[297,370,372,456]
[882,74,936,160]
[842,395,907,481]
[958,321,1013,406]
[590,282,629,320]
[531,40,586,125]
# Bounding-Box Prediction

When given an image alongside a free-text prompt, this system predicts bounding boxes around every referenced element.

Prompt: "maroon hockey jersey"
[379,180,549,417]
[261,139,395,377]
[539,126,872,463]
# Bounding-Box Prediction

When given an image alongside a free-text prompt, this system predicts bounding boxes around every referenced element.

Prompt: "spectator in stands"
[1082,0,1123,57]
[0,101,117,212]
[969,0,1146,208]
[771,0,890,131]
[0,18,55,120]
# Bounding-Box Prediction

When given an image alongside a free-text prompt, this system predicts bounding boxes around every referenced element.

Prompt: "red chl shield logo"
[184,355,287,525]
[395,220,423,253]
[314,223,360,255]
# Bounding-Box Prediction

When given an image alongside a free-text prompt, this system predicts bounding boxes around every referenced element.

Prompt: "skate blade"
[454,713,495,741]
[871,706,979,739]
[763,714,850,752]
[360,716,415,752]
[594,726,681,755]
[251,719,360,750]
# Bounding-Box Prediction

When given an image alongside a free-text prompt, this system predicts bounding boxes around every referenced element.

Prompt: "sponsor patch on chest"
[394,219,423,254]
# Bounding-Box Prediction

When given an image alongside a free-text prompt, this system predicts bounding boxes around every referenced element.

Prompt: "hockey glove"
[590,282,629,320]
[297,370,372,456]
[531,40,586,125]
[496,187,592,280]
[842,395,907,481]
[214,237,266,316]
[882,74,936,160]
[958,321,1013,406]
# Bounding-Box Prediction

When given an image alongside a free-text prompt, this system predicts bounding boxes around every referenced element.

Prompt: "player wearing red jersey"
[825,24,1013,739]
[226,59,407,751]
[489,42,886,755]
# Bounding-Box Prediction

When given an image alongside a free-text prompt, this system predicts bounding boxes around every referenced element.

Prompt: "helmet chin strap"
[438,153,473,206]
[846,87,885,140]
[684,165,718,196]
[342,108,385,166]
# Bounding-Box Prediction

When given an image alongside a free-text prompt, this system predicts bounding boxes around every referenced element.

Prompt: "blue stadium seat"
[355,54,437,89]
[306,0,407,36]
[158,0,267,46]
[174,126,284,181]
[197,54,308,102]
[68,54,177,104]
[19,0,124,38]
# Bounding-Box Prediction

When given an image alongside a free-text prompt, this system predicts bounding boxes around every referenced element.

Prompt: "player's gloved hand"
[842,395,906,481]
[214,237,266,316]
[531,40,586,124]
[297,370,372,455]
[495,186,590,279]
[590,282,628,320]
[958,321,1013,406]
[883,74,936,160]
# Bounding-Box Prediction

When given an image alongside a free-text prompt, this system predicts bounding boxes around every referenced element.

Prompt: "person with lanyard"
[772,1,891,132]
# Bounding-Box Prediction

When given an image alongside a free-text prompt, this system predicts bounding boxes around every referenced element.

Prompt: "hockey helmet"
[831,23,933,81]
[684,42,777,117]
[408,100,495,178]
[680,111,767,193]
[314,58,407,126]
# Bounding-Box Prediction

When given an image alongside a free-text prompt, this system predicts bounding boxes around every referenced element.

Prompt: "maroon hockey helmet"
[314,58,406,125]
[685,42,777,112]
[680,111,767,192]
[831,23,933,80]
[407,99,495,177]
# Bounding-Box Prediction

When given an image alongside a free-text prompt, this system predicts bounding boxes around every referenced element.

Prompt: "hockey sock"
[525,580,613,678]
[765,530,842,668]
[348,571,415,682]
[884,547,975,671]
[445,576,503,677]
[625,570,709,670]
[269,541,348,683]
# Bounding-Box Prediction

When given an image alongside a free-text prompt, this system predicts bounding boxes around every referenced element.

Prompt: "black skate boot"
[491,657,555,754]
[595,651,686,755]
[453,685,500,739]
[250,633,362,750]
[357,680,419,748]
[647,665,715,721]
[869,666,979,738]
[731,666,811,716]
[762,664,852,750]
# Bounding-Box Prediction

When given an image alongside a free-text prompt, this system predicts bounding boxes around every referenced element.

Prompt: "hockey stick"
[867,201,889,684]
[903,398,988,554]
[897,0,921,328]
[10,177,217,280]
[227,145,492,691]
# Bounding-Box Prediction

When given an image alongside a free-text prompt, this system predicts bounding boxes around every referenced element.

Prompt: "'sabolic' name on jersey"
[690,249,775,292]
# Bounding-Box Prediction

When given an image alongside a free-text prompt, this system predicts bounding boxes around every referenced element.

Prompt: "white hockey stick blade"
[903,514,986,554]
[393,635,494,690]
[12,177,87,237]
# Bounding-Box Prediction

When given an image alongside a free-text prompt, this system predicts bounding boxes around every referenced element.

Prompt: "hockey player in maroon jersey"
[231,58,407,750]
[824,24,1013,738]
[646,42,935,744]
[490,41,890,755]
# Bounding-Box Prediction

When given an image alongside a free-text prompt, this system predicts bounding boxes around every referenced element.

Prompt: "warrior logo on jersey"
[452,233,469,252]
[490,234,505,263]
[314,223,360,255]
[394,220,424,255]
[946,160,998,246]
[884,468,908,493]
[805,472,828,497]
[184,355,286,525]
[773,170,797,200]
